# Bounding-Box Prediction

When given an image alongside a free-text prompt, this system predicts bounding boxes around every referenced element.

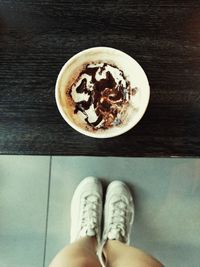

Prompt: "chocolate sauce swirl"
[68,63,135,129]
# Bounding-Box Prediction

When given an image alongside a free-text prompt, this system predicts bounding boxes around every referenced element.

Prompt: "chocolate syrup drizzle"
[69,63,133,129]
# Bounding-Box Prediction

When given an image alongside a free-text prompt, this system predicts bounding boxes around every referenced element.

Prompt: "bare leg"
[103,240,164,267]
[49,237,101,267]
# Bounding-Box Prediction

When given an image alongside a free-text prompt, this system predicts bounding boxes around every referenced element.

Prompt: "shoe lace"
[80,194,99,236]
[98,198,128,267]
[108,199,128,241]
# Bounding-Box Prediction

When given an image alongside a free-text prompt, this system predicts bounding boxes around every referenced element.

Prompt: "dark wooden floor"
[0,0,200,156]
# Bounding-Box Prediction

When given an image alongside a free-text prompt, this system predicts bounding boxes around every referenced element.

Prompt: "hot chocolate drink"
[67,62,137,131]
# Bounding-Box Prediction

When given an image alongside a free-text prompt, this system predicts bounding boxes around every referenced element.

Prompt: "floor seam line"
[43,156,52,267]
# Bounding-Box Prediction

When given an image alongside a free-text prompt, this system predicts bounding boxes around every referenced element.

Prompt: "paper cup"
[55,47,150,138]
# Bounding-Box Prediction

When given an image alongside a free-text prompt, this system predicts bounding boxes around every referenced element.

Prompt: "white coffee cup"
[55,47,150,138]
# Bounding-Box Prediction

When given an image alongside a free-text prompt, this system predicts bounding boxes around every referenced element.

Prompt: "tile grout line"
[43,156,52,267]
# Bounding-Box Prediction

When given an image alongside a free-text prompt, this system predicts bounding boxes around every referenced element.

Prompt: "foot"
[102,181,134,244]
[70,176,103,245]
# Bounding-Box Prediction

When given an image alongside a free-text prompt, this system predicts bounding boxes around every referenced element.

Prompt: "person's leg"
[49,177,103,267]
[49,236,101,267]
[100,180,164,267]
[103,240,164,267]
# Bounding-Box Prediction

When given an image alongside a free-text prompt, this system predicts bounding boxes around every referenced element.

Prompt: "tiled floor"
[0,156,50,267]
[0,156,200,267]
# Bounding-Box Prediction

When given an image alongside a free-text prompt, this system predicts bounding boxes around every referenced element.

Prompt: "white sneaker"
[70,176,103,245]
[102,181,134,244]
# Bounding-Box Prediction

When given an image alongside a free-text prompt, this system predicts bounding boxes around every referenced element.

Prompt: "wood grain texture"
[0,0,200,156]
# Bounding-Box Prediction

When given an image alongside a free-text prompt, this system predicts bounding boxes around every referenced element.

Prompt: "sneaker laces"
[106,198,128,242]
[80,194,99,237]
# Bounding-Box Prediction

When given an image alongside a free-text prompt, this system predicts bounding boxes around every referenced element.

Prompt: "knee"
[49,248,100,267]
[132,258,164,267]
[74,256,100,267]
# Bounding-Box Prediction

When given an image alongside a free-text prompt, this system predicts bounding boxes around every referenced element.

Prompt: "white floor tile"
[0,156,50,267]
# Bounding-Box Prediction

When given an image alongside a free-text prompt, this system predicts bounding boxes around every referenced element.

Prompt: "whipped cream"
[68,63,136,129]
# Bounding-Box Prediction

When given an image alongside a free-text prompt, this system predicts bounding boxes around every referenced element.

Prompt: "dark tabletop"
[0,0,200,157]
